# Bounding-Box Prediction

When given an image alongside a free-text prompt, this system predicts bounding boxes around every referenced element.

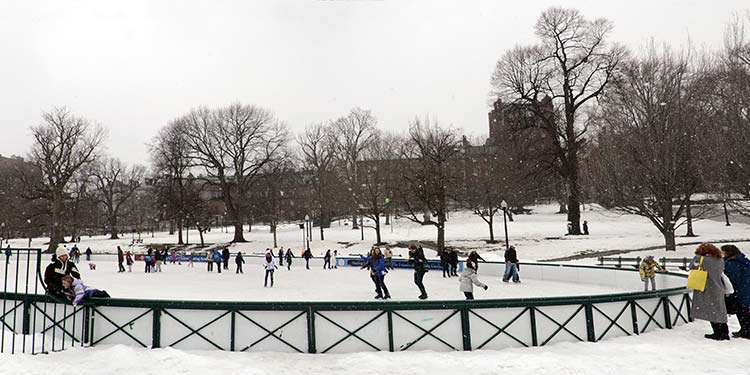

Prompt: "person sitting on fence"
[44,246,82,299]
[459,259,488,300]
[639,255,665,291]
[61,275,110,307]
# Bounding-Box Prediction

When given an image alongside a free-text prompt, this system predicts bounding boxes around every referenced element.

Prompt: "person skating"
[235,251,245,274]
[468,250,486,271]
[690,243,729,340]
[408,245,428,300]
[285,248,294,270]
[502,246,520,283]
[361,248,390,299]
[43,246,82,299]
[333,249,338,269]
[323,249,332,269]
[144,252,152,273]
[263,251,278,287]
[639,255,665,291]
[85,247,92,261]
[278,248,284,266]
[222,247,230,270]
[721,244,750,339]
[207,250,214,272]
[154,249,163,272]
[583,220,589,235]
[125,250,134,272]
[212,249,223,273]
[449,249,459,276]
[440,251,451,278]
[117,246,125,273]
[384,246,393,270]
[303,248,313,270]
[459,259,488,300]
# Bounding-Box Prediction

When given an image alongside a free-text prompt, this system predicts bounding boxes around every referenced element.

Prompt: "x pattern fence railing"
[1,248,692,355]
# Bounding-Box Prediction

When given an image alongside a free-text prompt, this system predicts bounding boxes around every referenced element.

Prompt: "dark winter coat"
[691,255,727,323]
[324,250,331,260]
[44,258,81,299]
[285,250,294,262]
[222,248,230,261]
[117,248,124,262]
[85,248,92,256]
[468,252,486,264]
[504,248,519,263]
[303,249,313,260]
[449,251,458,266]
[440,252,449,266]
[724,253,750,308]
[235,253,245,265]
[409,248,427,273]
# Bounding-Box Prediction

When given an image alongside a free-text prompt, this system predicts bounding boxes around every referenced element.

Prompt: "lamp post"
[501,200,509,250]
[1,222,4,244]
[304,214,310,251]
[27,219,32,248]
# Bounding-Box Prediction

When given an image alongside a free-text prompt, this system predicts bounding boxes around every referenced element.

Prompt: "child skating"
[263,251,278,287]
[459,260,488,300]
[639,255,665,291]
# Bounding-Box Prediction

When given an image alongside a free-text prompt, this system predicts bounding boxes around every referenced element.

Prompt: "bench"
[597,256,692,270]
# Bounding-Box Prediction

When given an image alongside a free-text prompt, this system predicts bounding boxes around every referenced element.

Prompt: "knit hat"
[55,246,68,259]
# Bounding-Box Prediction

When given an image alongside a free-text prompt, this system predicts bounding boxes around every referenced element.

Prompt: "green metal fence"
[1,248,692,354]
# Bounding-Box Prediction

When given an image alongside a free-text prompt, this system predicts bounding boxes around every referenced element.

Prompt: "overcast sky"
[0,0,747,166]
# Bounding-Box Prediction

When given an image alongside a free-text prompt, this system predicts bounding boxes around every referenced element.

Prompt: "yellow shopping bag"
[686,256,708,292]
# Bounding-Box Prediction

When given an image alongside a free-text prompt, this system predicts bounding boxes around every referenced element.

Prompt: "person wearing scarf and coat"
[691,243,729,340]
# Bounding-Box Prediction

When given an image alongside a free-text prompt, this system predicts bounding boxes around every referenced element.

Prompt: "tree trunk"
[272,221,278,248]
[177,219,184,245]
[375,216,382,244]
[232,222,246,242]
[319,226,325,241]
[385,212,390,225]
[663,201,676,251]
[566,166,582,235]
[108,215,119,240]
[351,214,359,229]
[663,228,676,251]
[488,214,495,242]
[47,190,66,253]
[685,198,696,237]
[199,228,205,247]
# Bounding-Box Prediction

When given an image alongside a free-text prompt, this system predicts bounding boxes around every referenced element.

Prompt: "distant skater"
[639,255,664,291]
[502,246,521,283]
[125,251,133,272]
[303,248,312,270]
[117,246,125,273]
[285,248,294,270]
[583,221,589,235]
[449,249,459,277]
[323,249,332,269]
[408,245,428,300]
[278,248,284,266]
[235,251,245,274]
[213,249,223,273]
[441,251,451,278]
[222,247,230,270]
[263,251,278,287]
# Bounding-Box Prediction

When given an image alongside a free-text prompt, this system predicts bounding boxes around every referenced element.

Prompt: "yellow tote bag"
[687,256,708,292]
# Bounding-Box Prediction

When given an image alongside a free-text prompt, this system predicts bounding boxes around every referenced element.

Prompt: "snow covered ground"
[2,321,749,375]
[5,204,750,264]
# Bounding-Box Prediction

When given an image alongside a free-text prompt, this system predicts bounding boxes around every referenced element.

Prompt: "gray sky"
[0,0,746,166]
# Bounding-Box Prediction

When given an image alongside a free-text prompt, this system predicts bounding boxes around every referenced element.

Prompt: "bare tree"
[179,103,288,243]
[491,7,626,235]
[359,132,403,245]
[90,158,146,240]
[298,122,339,240]
[589,46,709,250]
[329,108,378,230]
[398,117,462,254]
[150,120,193,244]
[26,107,105,252]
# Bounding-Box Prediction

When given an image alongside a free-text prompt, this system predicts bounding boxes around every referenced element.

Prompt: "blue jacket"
[361,255,387,276]
[725,254,750,307]
[212,251,222,263]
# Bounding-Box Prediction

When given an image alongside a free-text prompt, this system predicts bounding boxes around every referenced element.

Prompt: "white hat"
[55,246,69,259]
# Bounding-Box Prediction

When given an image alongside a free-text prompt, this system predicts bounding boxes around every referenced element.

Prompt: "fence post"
[152,308,161,348]
[461,305,472,350]
[387,310,394,352]
[529,307,538,346]
[230,310,236,352]
[584,303,596,342]
[22,298,31,335]
[307,306,316,353]
[662,297,672,329]
[617,256,621,268]
[630,301,639,335]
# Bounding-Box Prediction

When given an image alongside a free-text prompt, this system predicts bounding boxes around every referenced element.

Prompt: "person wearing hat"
[44,245,82,299]
[639,255,665,291]
[459,259,488,300]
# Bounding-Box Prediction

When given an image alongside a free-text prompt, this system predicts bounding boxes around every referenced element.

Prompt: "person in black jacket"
[222,247,230,270]
[468,251,486,270]
[440,251,451,278]
[323,249,332,269]
[278,248,284,266]
[449,249,459,276]
[85,247,93,261]
[285,248,294,270]
[117,246,126,272]
[235,251,245,274]
[409,245,428,299]
[44,246,82,299]
[303,248,313,270]
[502,245,520,283]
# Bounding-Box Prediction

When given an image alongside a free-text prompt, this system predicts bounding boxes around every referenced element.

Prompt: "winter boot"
[705,323,730,340]
[418,293,428,300]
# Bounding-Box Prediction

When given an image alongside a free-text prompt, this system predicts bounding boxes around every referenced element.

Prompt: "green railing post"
[529,307,538,346]
[685,293,693,322]
[230,310,236,351]
[307,306,316,353]
[461,305,471,350]
[152,308,162,348]
[662,297,672,329]
[22,298,30,335]
[584,303,595,342]
[630,301,639,335]
[387,310,394,352]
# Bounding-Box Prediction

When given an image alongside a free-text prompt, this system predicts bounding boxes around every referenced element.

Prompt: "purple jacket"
[71,279,98,306]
